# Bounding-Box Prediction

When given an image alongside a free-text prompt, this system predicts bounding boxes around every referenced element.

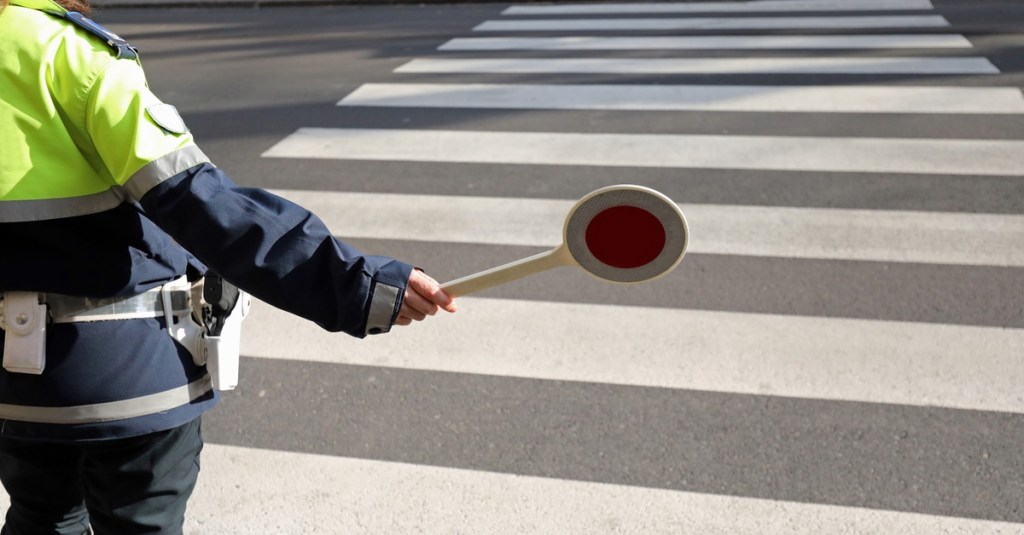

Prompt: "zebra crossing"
[204,1,1024,532]
[216,0,1024,532]
[2,1,1018,533]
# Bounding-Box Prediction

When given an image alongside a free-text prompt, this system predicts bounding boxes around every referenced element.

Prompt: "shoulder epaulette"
[62,11,138,60]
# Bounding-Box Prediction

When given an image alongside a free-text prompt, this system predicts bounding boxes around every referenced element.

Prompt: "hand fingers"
[408,270,457,313]
[396,270,457,327]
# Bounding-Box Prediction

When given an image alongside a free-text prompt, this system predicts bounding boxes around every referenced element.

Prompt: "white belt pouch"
[1,292,47,374]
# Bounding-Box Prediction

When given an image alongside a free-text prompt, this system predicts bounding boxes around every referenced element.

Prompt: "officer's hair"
[59,0,91,15]
[0,0,92,16]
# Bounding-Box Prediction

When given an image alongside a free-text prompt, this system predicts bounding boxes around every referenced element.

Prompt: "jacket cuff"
[364,259,413,336]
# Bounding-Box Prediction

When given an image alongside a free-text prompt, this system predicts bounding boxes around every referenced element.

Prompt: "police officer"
[0,0,457,532]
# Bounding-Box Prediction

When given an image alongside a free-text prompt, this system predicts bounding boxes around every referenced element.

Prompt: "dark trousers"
[0,417,203,535]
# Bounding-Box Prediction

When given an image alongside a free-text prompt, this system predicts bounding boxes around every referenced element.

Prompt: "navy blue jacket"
[0,164,412,441]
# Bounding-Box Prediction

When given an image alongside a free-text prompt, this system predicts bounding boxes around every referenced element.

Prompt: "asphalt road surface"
[13,0,1024,532]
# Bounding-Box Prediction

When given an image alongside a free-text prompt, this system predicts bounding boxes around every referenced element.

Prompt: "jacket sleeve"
[138,162,413,338]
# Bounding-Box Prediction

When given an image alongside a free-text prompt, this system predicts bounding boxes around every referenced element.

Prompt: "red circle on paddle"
[585,205,667,269]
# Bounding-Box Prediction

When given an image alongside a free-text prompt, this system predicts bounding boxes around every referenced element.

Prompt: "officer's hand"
[396,270,457,326]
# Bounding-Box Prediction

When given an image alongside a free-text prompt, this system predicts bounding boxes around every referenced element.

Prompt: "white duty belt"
[46,282,193,323]
[0,277,193,375]
[0,276,248,391]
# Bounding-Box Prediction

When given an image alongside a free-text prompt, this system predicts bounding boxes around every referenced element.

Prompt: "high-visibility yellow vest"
[0,0,208,222]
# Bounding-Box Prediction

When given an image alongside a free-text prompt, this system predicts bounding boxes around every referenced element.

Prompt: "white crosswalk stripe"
[339,83,1024,113]
[439,35,976,50]
[502,0,938,15]
[4,439,1021,533]
[176,443,1024,534]
[146,1,1024,532]
[394,56,999,74]
[239,296,1024,414]
[268,189,1024,267]
[472,16,952,31]
[263,128,1024,177]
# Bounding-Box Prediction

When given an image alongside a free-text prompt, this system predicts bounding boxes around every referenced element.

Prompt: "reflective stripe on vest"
[0,145,211,223]
[0,375,213,424]
[0,189,125,224]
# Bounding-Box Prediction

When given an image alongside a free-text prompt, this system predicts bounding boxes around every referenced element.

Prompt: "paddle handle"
[441,246,573,298]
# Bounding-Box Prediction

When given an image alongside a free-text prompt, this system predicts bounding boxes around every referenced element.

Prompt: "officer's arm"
[83,53,448,336]
[138,164,413,337]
